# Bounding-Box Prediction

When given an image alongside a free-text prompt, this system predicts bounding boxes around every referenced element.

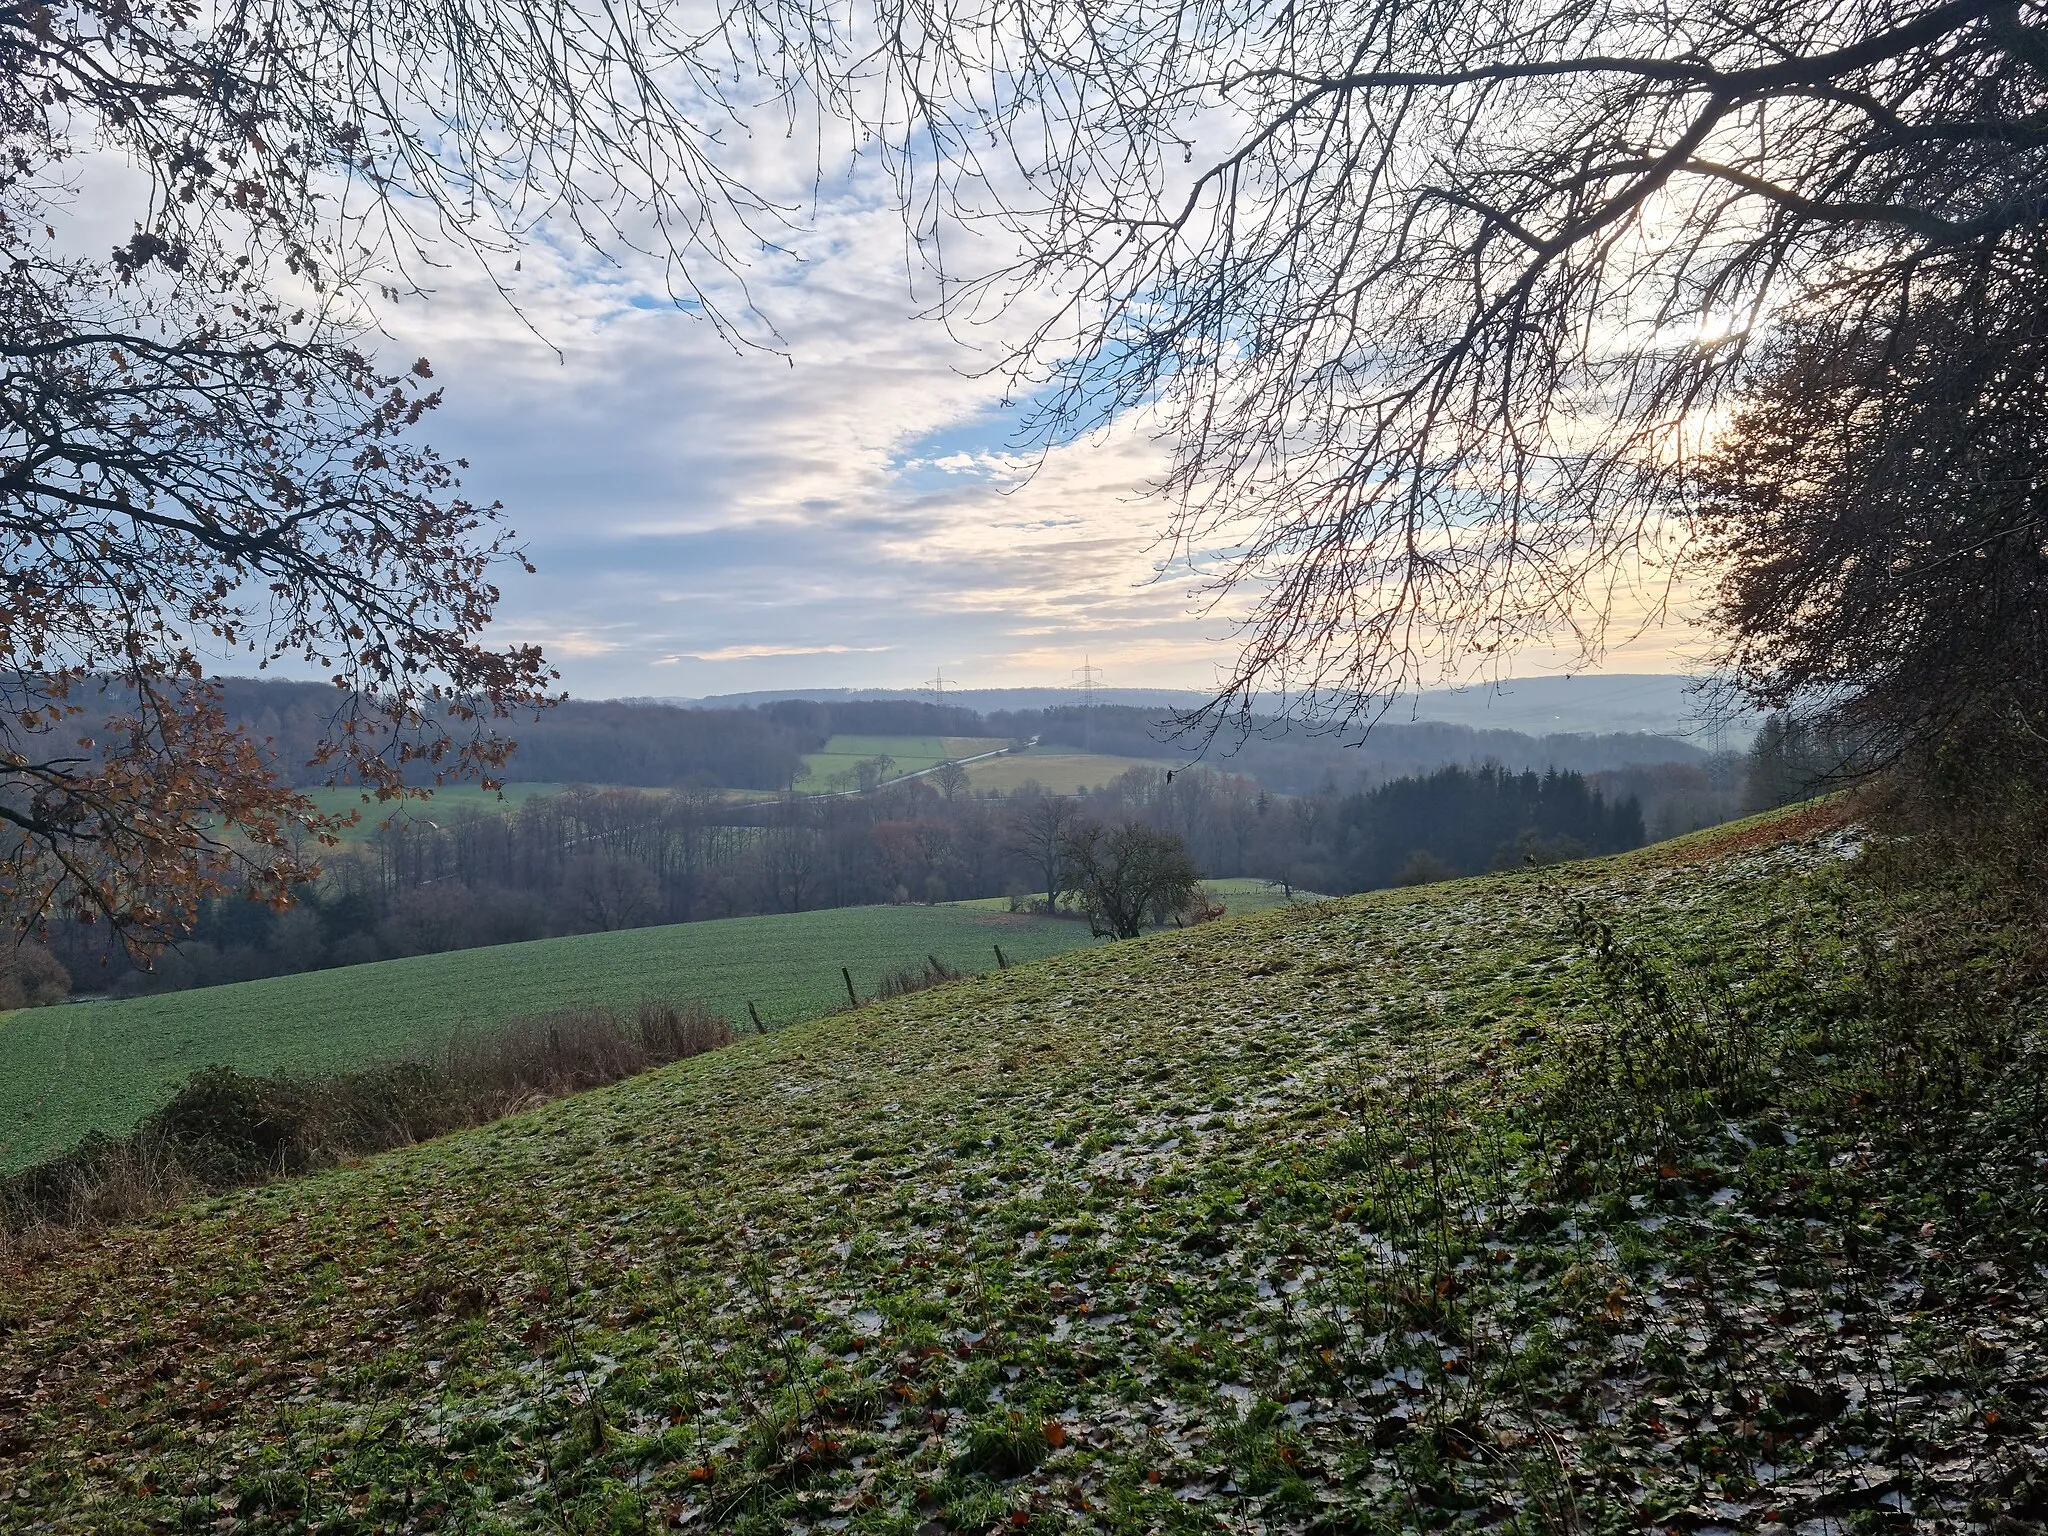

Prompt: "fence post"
[747,1001,765,1034]
[842,966,859,1007]
[993,944,1009,969]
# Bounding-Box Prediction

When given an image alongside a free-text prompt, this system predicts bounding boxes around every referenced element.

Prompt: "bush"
[874,956,964,1000]
[1059,821,1201,939]
[0,942,69,1009]
[1,995,732,1242]
[1393,851,1456,886]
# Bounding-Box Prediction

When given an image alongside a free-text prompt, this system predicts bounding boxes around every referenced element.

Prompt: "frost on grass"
[0,813,2042,1532]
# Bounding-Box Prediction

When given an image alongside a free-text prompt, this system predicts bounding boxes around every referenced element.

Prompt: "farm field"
[962,748,1175,794]
[795,734,1008,788]
[299,782,569,840]
[10,804,2029,1533]
[0,902,1099,1171]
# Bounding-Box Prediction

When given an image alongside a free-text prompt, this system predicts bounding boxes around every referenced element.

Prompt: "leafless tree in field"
[1010,793,1082,913]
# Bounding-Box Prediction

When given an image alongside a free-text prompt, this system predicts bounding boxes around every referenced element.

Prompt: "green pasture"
[298,782,569,840]
[796,734,1007,788]
[0,901,1097,1171]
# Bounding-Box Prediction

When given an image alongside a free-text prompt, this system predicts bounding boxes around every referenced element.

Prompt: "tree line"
[48,755,1668,998]
[211,677,1720,794]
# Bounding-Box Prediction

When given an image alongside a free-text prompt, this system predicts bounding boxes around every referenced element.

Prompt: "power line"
[1072,655,1103,709]
[924,668,958,708]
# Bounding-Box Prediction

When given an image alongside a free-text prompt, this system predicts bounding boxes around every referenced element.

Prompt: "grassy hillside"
[0,904,1101,1172]
[4,806,2041,1531]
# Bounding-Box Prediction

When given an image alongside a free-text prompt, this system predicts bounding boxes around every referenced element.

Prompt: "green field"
[796,734,1008,788]
[299,782,569,840]
[0,902,1100,1171]
[962,748,1175,794]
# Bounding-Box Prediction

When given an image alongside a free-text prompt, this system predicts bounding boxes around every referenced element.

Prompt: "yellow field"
[963,750,1174,794]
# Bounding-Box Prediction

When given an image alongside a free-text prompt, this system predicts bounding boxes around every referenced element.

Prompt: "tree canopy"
[827,0,2048,728]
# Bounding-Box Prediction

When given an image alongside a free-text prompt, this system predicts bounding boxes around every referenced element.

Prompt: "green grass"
[299,782,569,840]
[796,735,1008,788]
[6,804,2044,1531]
[0,903,1100,1172]
[963,749,1175,794]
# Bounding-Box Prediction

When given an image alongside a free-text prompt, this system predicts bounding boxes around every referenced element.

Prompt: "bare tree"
[1058,819,1200,940]
[760,821,825,913]
[1010,794,1082,912]
[842,0,2048,725]
[564,855,661,932]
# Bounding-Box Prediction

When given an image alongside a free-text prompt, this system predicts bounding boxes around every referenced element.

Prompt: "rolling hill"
[2,807,2039,1531]
[0,881,1302,1172]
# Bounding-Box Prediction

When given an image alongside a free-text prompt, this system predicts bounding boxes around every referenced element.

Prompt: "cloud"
[664,643,895,663]
[356,153,1706,702]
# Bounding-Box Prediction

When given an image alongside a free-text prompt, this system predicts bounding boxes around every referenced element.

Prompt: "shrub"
[0,942,69,1009]
[0,995,732,1243]
[874,957,964,1000]
[1393,851,1455,887]
[1059,821,1201,939]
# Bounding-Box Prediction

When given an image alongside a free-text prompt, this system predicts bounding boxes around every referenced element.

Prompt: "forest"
[211,679,1720,794]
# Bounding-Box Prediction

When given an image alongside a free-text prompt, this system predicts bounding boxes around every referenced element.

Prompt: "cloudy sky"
[368,159,1707,703]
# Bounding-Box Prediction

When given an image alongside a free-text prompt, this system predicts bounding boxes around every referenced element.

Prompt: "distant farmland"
[962,749,1177,795]
[795,734,1007,788]
[299,782,569,840]
[0,902,1096,1171]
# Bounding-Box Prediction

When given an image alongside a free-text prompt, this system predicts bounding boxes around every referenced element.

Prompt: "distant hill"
[672,672,1758,743]
[207,674,1745,795]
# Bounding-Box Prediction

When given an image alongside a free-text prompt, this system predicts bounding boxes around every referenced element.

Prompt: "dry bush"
[0,943,71,1010]
[874,956,964,1000]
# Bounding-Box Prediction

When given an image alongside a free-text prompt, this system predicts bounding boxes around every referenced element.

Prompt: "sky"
[382,211,1713,703]
[289,68,1718,710]
[69,117,1711,704]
